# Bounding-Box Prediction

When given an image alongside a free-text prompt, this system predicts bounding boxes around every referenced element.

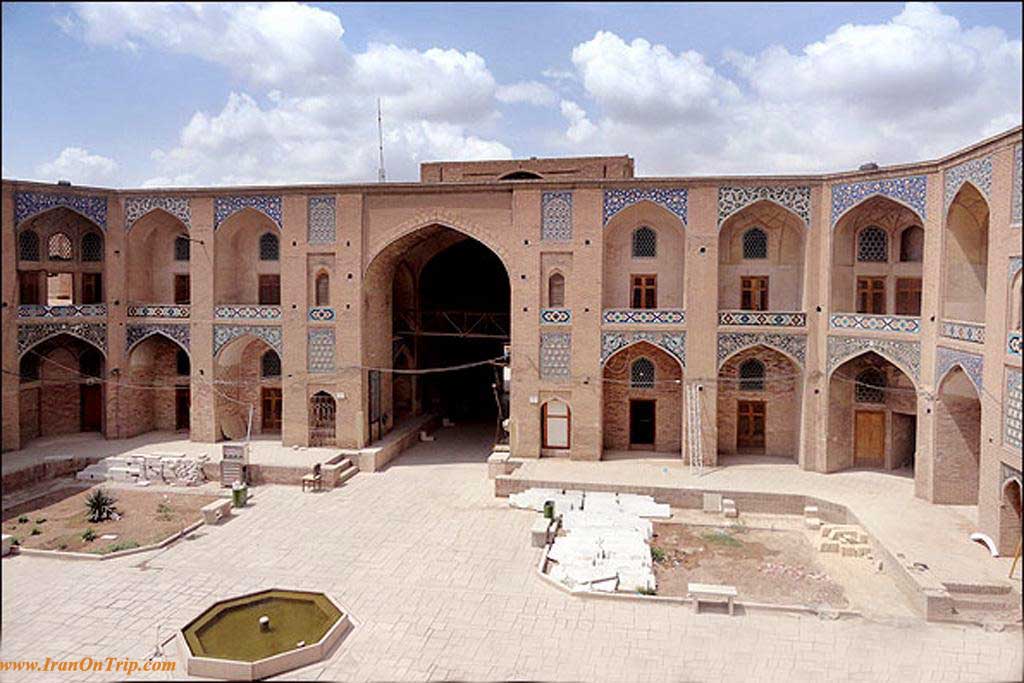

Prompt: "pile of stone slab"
[76,452,208,487]
[512,488,670,593]
[818,523,871,557]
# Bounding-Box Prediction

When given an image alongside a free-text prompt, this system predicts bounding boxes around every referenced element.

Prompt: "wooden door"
[261,387,282,432]
[737,400,766,451]
[175,385,190,430]
[174,274,191,304]
[629,400,656,446]
[854,410,886,467]
[740,277,769,311]
[80,385,102,432]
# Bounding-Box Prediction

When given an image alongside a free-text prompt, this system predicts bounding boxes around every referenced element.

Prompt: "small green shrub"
[650,546,666,563]
[58,543,68,550]
[35,518,47,524]
[17,516,28,524]
[637,586,657,596]
[101,540,140,555]
[156,502,173,521]
[11,538,20,546]
[81,528,97,543]
[85,489,118,523]
[30,527,41,536]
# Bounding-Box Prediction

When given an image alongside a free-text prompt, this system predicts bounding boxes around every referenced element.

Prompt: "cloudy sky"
[1,2,1021,187]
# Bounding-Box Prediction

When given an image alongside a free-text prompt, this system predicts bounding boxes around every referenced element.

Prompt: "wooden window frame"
[631,274,657,309]
[857,277,886,314]
[258,274,281,305]
[740,276,769,311]
[174,274,191,305]
[541,401,571,449]
[895,277,922,316]
[80,272,103,305]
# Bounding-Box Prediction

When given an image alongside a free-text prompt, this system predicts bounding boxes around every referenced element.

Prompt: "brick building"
[2,129,1021,553]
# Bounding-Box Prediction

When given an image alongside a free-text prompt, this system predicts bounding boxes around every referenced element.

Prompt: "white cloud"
[557,3,1021,174]
[496,81,558,106]
[37,147,119,185]
[69,3,511,184]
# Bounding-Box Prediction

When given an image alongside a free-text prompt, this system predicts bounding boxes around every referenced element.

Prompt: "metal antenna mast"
[377,98,386,183]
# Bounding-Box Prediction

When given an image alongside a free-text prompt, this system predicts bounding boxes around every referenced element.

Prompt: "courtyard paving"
[1,425,1022,682]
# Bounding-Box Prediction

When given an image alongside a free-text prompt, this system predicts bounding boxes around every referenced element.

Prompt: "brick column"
[280,195,307,446]
[336,193,365,448]
[189,197,217,442]
[103,195,128,439]
[685,186,719,467]
[1,183,19,451]
[509,189,541,458]
[915,171,944,499]
[570,188,603,461]
[803,183,831,472]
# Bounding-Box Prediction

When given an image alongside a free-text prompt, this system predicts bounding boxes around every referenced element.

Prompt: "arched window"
[739,359,765,391]
[261,350,281,378]
[548,273,565,307]
[81,232,103,262]
[499,171,543,180]
[18,230,40,261]
[542,400,571,449]
[630,358,655,388]
[174,236,190,261]
[857,227,888,262]
[48,233,73,261]
[1010,271,1022,332]
[899,226,924,262]
[315,272,330,306]
[632,227,657,258]
[855,368,886,403]
[742,228,768,260]
[259,232,279,261]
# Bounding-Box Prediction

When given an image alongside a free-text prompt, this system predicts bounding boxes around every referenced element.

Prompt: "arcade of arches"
[3,130,1021,559]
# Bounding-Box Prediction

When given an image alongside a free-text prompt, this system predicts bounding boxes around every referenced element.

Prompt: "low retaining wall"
[2,455,104,494]
[496,474,957,622]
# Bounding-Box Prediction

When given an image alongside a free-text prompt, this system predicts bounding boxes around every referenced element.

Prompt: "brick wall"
[122,338,183,438]
[602,343,682,452]
[932,370,981,504]
[39,347,81,436]
[716,346,800,458]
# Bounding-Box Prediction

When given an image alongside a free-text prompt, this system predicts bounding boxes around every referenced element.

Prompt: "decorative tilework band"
[830,176,927,227]
[126,323,190,353]
[127,304,190,319]
[17,322,107,356]
[1005,370,1022,450]
[213,325,282,356]
[944,156,992,209]
[717,332,806,368]
[827,336,920,383]
[602,331,685,366]
[939,320,985,345]
[602,309,685,325]
[124,196,191,231]
[18,304,107,319]
[935,346,983,393]
[308,307,336,322]
[215,305,282,321]
[14,192,108,230]
[541,192,573,241]
[603,188,687,225]
[717,186,811,228]
[214,195,282,230]
[540,308,571,325]
[829,314,920,334]
[720,311,806,328]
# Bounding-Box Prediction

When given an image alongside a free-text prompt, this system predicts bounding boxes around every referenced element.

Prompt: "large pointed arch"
[126,324,190,356]
[18,323,107,359]
[602,332,686,369]
[365,212,511,275]
[826,337,920,387]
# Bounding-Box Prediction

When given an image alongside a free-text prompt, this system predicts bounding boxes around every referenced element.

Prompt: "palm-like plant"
[85,489,118,523]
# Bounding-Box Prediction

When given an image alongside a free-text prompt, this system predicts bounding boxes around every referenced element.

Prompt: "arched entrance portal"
[213,335,282,441]
[123,334,190,438]
[601,341,684,456]
[18,333,106,442]
[365,225,511,444]
[1000,478,1022,556]
[827,351,917,472]
[309,391,337,446]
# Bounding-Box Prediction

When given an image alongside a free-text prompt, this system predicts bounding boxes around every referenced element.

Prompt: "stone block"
[531,518,552,548]
[1,534,12,556]
[487,451,510,480]
[819,541,839,553]
[804,517,821,529]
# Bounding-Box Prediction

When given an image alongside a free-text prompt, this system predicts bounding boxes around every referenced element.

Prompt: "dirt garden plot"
[651,521,849,608]
[2,484,219,555]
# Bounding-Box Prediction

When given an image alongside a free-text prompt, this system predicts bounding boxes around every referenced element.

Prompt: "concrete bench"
[531,517,554,548]
[688,582,738,616]
[201,499,232,525]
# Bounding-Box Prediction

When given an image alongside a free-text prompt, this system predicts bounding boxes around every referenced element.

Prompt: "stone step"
[840,543,871,557]
[943,582,1013,596]
[335,466,358,486]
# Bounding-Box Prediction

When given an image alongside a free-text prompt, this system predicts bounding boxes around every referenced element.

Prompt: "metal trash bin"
[231,481,248,508]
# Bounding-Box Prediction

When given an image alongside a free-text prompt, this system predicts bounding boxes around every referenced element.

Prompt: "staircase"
[323,457,358,488]
[942,583,1022,623]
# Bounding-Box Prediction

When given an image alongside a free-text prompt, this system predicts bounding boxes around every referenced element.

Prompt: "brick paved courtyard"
[2,424,1022,682]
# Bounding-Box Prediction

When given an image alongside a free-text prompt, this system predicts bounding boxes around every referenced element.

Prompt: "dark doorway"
[629,399,656,446]
[413,238,510,422]
[261,387,282,433]
[737,400,766,452]
[309,391,336,446]
[80,384,103,432]
[175,385,190,430]
[892,412,916,469]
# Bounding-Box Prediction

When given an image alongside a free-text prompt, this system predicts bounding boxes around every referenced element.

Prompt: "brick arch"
[126,328,190,356]
[718,341,802,372]
[602,335,686,370]
[827,347,919,389]
[125,205,190,233]
[830,177,927,229]
[718,193,811,231]
[18,327,107,360]
[14,194,108,231]
[365,213,512,275]
[936,361,982,396]
[217,205,282,233]
[603,198,687,235]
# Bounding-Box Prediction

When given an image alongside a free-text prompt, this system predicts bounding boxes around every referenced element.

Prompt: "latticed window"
[174,236,190,261]
[261,350,281,378]
[259,232,279,261]
[739,359,765,391]
[632,227,657,258]
[81,232,103,262]
[19,230,39,261]
[548,273,565,307]
[857,226,888,262]
[742,228,768,259]
[48,233,73,260]
[855,368,886,403]
[630,358,655,388]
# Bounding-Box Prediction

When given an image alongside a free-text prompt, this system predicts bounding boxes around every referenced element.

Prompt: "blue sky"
[2,2,1021,186]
